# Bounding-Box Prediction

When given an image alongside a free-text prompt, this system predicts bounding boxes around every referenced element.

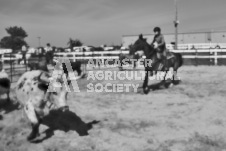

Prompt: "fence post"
[82,51,86,73]
[209,49,211,66]
[0,54,3,67]
[214,50,218,65]
[25,53,28,71]
[195,49,198,66]
[10,53,13,82]
[92,51,95,69]
[74,53,76,62]
[101,52,104,69]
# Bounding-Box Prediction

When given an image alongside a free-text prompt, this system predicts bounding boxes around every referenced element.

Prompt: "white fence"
[166,43,226,50]
[0,49,12,54]
[1,48,225,66]
[53,49,226,66]
[54,50,129,62]
[171,49,226,65]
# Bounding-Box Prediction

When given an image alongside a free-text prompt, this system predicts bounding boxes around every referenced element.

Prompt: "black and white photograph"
[0,0,226,150]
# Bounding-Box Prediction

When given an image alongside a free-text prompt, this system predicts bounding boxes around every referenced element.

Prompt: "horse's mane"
[145,43,155,58]
[134,34,155,58]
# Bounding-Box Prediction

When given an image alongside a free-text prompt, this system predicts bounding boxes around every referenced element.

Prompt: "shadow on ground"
[0,100,21,118]
[138,80,182,94]
[32,109,99,143]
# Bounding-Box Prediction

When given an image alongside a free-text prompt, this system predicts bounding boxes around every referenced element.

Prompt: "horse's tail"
[173,53,183,67]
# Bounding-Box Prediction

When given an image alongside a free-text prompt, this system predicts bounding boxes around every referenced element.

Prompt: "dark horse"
[46,51,54,65]
[28,53,49,72]
[132,34,183,94]
[28,51,83,77]
[118,51,142,71]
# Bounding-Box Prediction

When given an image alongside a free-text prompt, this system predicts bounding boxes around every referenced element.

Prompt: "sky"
[0,0,226,47]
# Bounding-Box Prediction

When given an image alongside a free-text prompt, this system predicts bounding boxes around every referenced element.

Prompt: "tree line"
[0,26,85,53]
[0,26,123,53]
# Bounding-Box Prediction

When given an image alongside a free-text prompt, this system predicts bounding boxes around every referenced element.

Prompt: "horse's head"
[131,34,154,57]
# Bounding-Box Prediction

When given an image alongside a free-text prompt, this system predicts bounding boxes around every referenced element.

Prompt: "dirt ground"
[1,66,226,151]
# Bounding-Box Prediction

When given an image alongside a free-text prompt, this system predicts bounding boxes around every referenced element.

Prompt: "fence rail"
[1,48,226,83]
[1,49,226,66]
[166,43,226,50]
[0,53,28,83]
[170,49,226,53]
[53,49,226,66]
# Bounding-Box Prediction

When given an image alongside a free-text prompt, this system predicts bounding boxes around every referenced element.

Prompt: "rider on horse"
[151,27,168,70]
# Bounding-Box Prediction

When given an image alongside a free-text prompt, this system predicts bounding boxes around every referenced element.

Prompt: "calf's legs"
[24,101,40,141]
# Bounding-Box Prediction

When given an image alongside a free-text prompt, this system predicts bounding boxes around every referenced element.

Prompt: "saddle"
[156,49,174,60]
[166,50,174,60]
[159,48,174,60]
[154,49,175,71]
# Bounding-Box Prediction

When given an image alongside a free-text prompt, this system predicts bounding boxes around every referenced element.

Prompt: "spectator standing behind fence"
[21,45,27,64]
[44,43,52,54]
[37,47,44,55]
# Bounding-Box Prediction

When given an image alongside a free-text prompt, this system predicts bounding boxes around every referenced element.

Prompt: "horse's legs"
[83,61,87,74]
[143,70,149,94]
[77,67,82,76]
[172,69,181,85]
[162,56,174,87]
[171,56,181,84]
[163,67,174,88]
[118,59,123,71]
[133,60,137,69]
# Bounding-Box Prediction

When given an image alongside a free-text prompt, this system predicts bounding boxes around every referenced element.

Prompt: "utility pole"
[37,37,41,47]
[174,0,179,49]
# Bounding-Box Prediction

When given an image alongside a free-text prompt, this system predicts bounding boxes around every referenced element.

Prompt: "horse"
[27,53,49,72]
[132,34,183,94]
[28,49,84,79]
[52,55,84,78]
[118,51,142,71]
[46,51,54,65]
